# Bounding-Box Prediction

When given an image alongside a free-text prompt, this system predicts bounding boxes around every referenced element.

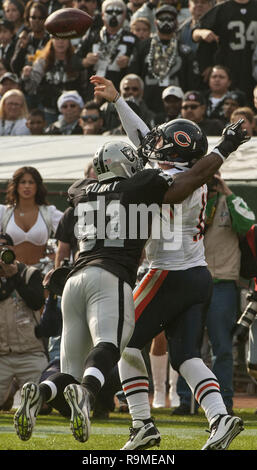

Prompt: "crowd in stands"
[0,0,256,135]
[0,0,257,418]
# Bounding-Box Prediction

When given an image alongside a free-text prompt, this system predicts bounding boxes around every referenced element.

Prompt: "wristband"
[112,92,120,103]
[212,147,226,162]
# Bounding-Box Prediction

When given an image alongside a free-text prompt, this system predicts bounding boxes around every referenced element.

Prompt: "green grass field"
[1,406,257,452]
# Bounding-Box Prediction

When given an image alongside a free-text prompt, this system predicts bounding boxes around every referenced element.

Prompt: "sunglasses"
[30,15,45,20]
[123,86,139,92]
[182,104,200,110]
[81,115,99,122]
[105,8,124,15]
[61,103,77,109]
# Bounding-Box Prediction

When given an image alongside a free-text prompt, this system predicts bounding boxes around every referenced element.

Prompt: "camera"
[47,258,73,296]
[233,290,257,342]
[0,247,16,264]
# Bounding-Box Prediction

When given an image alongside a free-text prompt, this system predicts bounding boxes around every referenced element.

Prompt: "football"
[44,8,93,39]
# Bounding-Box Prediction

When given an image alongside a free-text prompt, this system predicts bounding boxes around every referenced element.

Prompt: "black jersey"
[195,0,257,100]
[67,169,173,288]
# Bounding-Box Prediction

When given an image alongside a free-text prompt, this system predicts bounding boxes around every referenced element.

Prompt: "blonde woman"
[0,89,30,135]
[21,37,84,124]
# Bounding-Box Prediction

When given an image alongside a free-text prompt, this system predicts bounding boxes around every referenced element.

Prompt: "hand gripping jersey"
[145,168,208,270]
[67,169,173,288]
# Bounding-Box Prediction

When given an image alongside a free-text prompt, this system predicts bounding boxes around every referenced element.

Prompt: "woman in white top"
[0,166,63,265]
[0,89,30,135]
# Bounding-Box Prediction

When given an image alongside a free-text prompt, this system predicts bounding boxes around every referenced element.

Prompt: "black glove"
[214,118,250,159]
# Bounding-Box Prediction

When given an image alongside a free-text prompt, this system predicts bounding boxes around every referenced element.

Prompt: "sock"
[179,357,227,424]
[118,347,151,423]
[150,353,168,407]
[81,342,120,406]
[39,372,79,418]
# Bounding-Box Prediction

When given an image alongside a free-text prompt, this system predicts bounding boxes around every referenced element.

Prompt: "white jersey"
[145,168,208,271]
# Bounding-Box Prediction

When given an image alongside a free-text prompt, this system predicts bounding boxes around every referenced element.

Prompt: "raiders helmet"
[139,118,208,167]
[93,141,143,181]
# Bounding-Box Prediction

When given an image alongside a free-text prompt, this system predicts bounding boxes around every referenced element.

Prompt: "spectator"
[2,0,25,37]
[45,90,84,135]
[0,71,20,98]
[11,2,50,76]
[21,37,84,124]
[0,166,63,266]
[130,0,191,34]
[75,0,138,102]
[101,73,155,130]
[79,100,104,135]
[0,19,16,71]
[0,233,48,411]
[175,172,256,415]
[130,17,151,41]
[129,0,159,34]
[181,90,224,135]
[230,106,256,137]
[0,88,30,135]
[204,65,232,121]
[222,90,247,124]
[26,108,47,135]
[178,0,213,53]
[130,4,201,114]
[154,84,184,125]
[192,0,257,104]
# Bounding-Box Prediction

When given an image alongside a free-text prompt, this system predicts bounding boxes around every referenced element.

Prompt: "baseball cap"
[57,90,84,111]
[183,90,205,105]
[224,90,246,107]
[0,72,20,84]
[162,85,184,101]
[155,5,177,18]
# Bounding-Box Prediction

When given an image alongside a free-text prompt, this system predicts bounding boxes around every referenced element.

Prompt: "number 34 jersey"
[145,168,208,271]
[67,169,173,288]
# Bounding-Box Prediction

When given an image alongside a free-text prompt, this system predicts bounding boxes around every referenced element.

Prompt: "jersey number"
[228,21,257,51]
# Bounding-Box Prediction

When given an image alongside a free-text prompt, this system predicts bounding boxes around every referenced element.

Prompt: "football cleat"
[14,382,42,441]
[64,384,91,443]
[202,414,244,450]
[121,420,161,450]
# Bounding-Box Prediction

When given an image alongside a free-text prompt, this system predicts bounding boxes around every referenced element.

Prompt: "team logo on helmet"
[173,131,191,147]
[120,146,137,162]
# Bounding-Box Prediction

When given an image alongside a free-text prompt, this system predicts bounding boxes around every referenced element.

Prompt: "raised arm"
[164,120,250,204]
[90,75,150,148]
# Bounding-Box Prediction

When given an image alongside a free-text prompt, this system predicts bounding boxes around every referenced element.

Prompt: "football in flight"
[44,8,93,39]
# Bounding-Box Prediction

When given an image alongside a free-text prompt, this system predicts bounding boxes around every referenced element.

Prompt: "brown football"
[44,8,93,39]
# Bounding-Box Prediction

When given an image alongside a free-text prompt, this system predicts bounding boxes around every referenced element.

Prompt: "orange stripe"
[123,382,149,392]
[196,382,220,401]
[133,269,156,302]
[134,270,169,322]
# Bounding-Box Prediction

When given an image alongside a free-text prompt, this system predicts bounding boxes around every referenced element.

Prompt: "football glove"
[214,118,250,159]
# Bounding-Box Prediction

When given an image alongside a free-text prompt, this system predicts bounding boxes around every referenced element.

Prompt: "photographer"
[0,232,48,409]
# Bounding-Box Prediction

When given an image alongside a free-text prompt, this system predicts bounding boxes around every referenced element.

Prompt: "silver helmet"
[93,141,143,181]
